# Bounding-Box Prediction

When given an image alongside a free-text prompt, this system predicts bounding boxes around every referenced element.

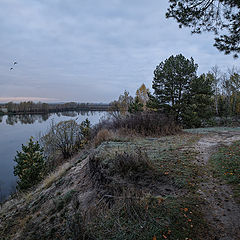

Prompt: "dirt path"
[194,131,240,240]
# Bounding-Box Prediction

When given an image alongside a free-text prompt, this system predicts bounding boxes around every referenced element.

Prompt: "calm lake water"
[0,111,107,201]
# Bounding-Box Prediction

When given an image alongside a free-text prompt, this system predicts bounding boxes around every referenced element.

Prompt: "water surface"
[0,111,106,201]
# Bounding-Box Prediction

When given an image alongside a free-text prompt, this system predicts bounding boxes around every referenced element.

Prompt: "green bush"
[14,137,46,190]
[79,118,91,147]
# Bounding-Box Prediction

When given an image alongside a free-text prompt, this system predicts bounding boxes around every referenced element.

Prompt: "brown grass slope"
[0,132,222,240]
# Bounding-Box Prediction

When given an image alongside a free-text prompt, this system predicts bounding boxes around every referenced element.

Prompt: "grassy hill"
[1,128,240,239]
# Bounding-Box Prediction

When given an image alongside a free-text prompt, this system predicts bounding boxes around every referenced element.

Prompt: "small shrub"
[79,118,91,147]
[41,119,91,163]
[14,137,46,190]
[94,129,114,146]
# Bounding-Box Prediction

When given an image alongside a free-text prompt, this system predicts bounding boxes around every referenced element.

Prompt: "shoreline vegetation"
[0,102,111,115]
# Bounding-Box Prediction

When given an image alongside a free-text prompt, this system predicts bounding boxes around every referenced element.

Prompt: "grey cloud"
[0,0,239,103]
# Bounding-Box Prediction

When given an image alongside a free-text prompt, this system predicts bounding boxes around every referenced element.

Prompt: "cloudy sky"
[0,0,239,103]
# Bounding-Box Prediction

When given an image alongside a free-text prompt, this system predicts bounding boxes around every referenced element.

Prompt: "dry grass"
[23,192,33,203]
[88,148,172,207]
[92,112,181,139]
[1,133,212,240]
[93,129,115,147]
[42,162,72,189]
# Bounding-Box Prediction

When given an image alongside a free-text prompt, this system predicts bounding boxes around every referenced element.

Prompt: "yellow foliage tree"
[136,84,150,110]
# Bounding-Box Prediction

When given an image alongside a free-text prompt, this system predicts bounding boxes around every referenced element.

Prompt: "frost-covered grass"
[184,127,240,134]
[0,133,210,240]
[87,133,209,240]
[210,141,240,202]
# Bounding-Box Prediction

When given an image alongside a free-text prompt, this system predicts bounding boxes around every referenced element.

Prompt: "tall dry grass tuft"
[92,112,181,138]
[88,149,160,205]
[113,112,181,136]
[93,129,114,147]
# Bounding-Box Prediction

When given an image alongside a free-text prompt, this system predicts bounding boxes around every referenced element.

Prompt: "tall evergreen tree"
[182,74,214,127]
[152,54,198,121]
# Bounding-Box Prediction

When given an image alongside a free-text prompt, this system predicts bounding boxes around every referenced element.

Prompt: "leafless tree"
[210,65,221,115]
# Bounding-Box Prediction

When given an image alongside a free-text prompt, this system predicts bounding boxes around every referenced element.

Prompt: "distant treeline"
[0,110,99,125]
[0,102,110,115]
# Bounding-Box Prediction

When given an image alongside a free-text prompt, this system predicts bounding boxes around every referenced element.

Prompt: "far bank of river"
[0,111,107,201]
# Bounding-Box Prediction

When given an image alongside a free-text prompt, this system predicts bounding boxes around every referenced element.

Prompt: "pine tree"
[182,74,214,127]
[166,0,240,57]
[152,55,214,127]
[128,96,144,113]
[14,137,46,190]
[152,54,198,121]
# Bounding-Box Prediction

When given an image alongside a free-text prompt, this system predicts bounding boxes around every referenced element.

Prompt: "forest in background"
[111,54,240,128]
[0,102,110,115]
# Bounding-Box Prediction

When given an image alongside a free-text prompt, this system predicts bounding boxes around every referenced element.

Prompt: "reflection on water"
[0,111,107,202]
[5,114,49,125]
[1,111,100,125]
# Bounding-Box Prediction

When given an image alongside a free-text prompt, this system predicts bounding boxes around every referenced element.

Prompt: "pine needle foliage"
[14,137,46,190]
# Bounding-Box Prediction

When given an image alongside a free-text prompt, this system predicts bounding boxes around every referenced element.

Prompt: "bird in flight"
[10,60,18,70]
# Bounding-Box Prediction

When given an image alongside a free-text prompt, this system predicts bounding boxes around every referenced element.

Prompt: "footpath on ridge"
[193,130,240,240]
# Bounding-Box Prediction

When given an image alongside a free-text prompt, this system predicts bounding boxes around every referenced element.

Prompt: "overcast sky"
[0,0,239,103]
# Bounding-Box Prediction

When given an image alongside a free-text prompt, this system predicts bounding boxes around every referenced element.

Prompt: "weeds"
[87,194,208,240]
[89,149,166,201]
[53,190,76,212]
[92,112,181,138]
[91,134,202,191]
[1,132,210,240]
[90,149,154,179]
[65,212,93,240]
[93,129,114,147]
[210,141,240,201]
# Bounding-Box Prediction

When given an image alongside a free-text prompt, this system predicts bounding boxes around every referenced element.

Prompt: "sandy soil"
[194,131,240,240]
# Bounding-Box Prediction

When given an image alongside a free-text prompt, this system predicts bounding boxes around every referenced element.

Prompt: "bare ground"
[194,131,240,240]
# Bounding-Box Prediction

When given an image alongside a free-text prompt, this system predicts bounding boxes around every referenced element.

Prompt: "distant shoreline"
[0,108,110,116]
[0,103,111,116]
